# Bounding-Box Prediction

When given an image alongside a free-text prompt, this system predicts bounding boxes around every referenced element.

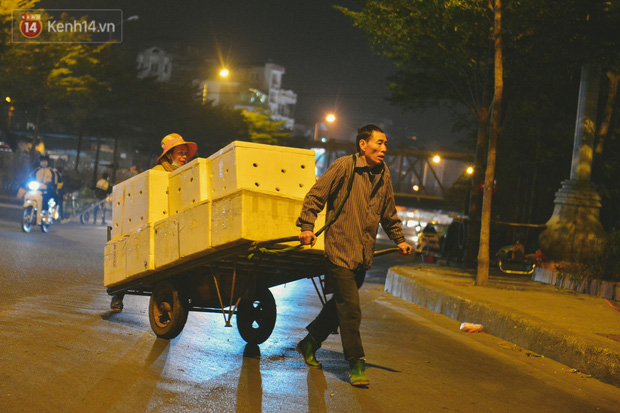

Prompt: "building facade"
[136,47,172,82]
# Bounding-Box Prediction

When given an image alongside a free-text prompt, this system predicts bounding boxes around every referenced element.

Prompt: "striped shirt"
[297,153,406,270]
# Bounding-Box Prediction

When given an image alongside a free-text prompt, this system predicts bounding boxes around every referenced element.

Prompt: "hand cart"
[106,236,331,344]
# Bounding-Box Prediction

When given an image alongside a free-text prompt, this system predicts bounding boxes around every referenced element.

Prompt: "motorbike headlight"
[27,181,40,191]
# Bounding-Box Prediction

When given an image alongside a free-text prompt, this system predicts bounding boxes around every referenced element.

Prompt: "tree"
[337,0,620,272]
[0,4,110,164]
[241,108,291,145]
[337,1,499,269]
[477,0,503,286]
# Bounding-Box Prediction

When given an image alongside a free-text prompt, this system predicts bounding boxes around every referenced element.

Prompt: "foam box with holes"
[103,236,127,287]
[168,158,212,215]
[178,200,214,260]
[211,188,325,250]
[208,141,316,199]
[113,169,170,237]
[125,224,155,279]
[154,216,180,269]
[110,184,125,240]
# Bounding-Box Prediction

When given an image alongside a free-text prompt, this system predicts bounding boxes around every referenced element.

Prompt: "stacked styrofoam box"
[110,169,170,240]
[105,170,169,287]
[168,158,212,216]
[208,141,321,250]
[104,142,325,288]
[154,216,179,269]
[211,190,326,250]
[178,200,213,260]
[104,236,127,287]
[125,224,155,278]
[208,141,316,199]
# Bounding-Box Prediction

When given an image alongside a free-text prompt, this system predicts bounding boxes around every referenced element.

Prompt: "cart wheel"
[237,287,276,345]
[80,211,90,225]
[22,206,34,233]
[149,280,189,339]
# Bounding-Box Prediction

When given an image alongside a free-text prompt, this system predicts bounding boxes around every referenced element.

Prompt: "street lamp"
[314,113,336,142]
[109,15,138,42]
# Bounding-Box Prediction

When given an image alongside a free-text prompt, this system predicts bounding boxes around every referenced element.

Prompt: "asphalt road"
[1,197,619,412]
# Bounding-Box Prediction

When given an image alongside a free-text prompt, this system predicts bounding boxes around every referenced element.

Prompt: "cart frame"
[106,238,330,343]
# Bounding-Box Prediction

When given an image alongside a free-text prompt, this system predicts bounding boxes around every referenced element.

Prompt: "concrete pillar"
[538,64,606,261]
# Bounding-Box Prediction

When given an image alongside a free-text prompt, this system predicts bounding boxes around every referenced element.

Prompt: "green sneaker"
[349,359,369,387]
[296,335,322,369]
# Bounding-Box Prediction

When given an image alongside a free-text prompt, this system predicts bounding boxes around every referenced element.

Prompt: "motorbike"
[22,180,59,233]
[495,243,536,274]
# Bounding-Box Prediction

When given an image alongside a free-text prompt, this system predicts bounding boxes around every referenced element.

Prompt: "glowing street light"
[5,97,11,103]
[432,155,441,164]
[219,68,229,78]
[466,166,474,175]
[314,113,336,142]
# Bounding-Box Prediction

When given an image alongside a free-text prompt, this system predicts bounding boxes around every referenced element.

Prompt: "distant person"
[29,155,62,219]
[295,124,412,387]
[110,133,197,313]
[93,172,112,225]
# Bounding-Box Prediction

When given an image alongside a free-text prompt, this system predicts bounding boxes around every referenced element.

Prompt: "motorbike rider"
[29,155,63,217]
[93,172,112,225]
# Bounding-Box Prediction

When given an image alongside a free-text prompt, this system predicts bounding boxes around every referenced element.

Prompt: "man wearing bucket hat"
[110,133,197,312]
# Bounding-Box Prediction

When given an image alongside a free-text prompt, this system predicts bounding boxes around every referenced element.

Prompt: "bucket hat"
[156,133,197,164]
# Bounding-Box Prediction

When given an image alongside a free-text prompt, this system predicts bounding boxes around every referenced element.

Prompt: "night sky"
[38,0,465,148]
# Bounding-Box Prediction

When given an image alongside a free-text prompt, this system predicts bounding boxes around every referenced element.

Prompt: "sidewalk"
[385,264,620,388]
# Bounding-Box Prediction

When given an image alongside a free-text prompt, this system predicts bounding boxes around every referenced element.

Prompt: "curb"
[385,267,620,388]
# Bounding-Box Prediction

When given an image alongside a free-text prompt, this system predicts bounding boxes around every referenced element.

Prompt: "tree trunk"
[92,137,101,188]
[466,107,489,268]
[594,71,619,156]
[476,0,503,286]
[74,128,84,175]
[111,135,119,183]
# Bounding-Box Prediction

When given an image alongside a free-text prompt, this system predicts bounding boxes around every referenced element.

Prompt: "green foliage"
[241,109,291,145]
[557,230,620,282]
[337,1,494,115]
[0,0,250,165]
[338,0,620,232]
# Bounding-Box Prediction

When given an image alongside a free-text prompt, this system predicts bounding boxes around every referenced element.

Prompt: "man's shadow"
[236,344,263,412]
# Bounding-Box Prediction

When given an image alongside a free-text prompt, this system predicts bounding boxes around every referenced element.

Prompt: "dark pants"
[306,263,366,361]
[93,202,107,225]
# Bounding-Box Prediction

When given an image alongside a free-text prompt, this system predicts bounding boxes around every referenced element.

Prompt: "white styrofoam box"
[154,217,179,269]
[211,189,324,250]
[123,169,170,235]
[208,141,316,199]
[104,236,127,288]
[178,200,214,260]
[125,224,155,278]
[110,184,125,240]
[168,158,212,215]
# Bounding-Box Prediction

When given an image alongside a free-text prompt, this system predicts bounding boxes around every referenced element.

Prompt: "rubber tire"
[22,206,34,233]
[80,211,90,225]
[41,210,51,233]
[237,287,276,345]
[149,280,189,339]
